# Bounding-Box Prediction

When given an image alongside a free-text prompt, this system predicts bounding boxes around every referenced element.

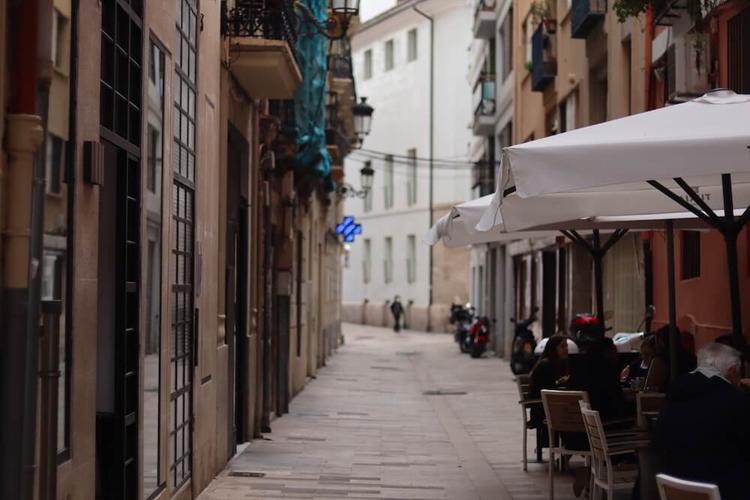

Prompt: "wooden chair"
[580,405,650,499]
[540,390,591,500]
[516,374,541,471]
[636,392,666,429]
[656,474,721,500]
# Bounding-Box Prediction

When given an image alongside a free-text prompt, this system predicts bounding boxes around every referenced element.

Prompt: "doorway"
[95,143,141,500]
[226,126,249,456]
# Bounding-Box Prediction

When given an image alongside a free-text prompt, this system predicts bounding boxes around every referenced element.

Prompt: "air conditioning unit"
[668,33,710,102]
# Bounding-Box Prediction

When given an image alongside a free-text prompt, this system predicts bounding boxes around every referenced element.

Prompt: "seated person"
[571,336,627,421]
[653,325,697,377]
[529,335,570,429]
[654,343,750,500]
[621,335,668,392]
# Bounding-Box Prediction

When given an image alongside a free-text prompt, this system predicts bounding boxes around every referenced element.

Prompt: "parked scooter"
[510,307,539,374]
[450,302,474,353]
[469,315,491,358]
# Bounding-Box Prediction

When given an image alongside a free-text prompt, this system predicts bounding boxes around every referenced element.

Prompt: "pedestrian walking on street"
[390,295,404,332]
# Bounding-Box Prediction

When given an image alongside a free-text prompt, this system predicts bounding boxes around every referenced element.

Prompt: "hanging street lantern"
[330,0,360,16]
[352,97,374,141]
[359,163,375,191]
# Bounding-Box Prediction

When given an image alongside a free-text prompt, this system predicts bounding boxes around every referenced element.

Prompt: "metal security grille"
[100,0,143,147]
[99,1,142,498]
[170,0,197,490]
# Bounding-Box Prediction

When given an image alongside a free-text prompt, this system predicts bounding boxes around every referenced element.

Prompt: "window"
[170,0,197,490]
[363,238,371,283]
[147,125,160,192]
[407,28,418,61]
[363,49,373,79]
[45,134,65,195]
[384,155,394,209]
[407,235,416,283]
[52,9,68,70]
[385,39,395,71]
[499,10,513,82]
[681,231,701,279]
[406,148,417,205]
[143,38,165,498]
[728,5,750,93]
[384,237,393,283]
[559,91,577,133]
[363,160,373,212]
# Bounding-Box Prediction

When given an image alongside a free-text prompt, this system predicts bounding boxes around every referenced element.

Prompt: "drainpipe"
[0,0,46,498]
[643,6,654,111]
[413,4,434,331]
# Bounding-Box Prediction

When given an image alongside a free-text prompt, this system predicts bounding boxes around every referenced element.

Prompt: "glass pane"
[142,39,166,498]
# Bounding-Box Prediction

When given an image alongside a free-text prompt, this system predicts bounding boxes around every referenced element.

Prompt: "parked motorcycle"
[469,315,491,358]
[510,308,539,374]
[450,302,474,353]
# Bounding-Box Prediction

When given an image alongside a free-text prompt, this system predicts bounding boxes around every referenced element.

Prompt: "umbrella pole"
[559,229,628,331]
[721,175,744,338]
[665,220,679,382]
[592,230,605,325]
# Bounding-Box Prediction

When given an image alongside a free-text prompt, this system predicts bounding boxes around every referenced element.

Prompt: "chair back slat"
[656,474,721,500]
[516,374,534,402]
[580,406,608,462]
[541,390,588,433]
[637,392,666,428]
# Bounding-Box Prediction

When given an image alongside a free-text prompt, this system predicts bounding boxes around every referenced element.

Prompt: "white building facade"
[342,0,475,332]
[467,0,516,355]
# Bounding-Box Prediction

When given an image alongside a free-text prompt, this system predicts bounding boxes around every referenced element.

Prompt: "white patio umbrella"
[479,89,750,338]
[424,196,558,248]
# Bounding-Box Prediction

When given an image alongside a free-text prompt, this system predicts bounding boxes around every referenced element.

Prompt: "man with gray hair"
[654,342,750,500]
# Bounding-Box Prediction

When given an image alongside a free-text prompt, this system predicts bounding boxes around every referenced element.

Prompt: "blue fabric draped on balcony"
[293,0,333,187]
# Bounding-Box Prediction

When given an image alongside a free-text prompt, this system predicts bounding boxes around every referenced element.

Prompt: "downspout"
[413,4,434,331]
[0,1,45,499]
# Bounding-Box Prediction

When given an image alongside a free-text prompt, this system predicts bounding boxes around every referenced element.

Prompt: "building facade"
[341,0,474,333]
[0,1,356,498]
[470,0,750,359]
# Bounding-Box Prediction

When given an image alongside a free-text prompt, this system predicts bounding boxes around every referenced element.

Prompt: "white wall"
[343,0,474,308]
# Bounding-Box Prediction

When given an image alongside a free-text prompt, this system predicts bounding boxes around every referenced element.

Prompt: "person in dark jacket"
[389,296,404,332]
[570,337,626,420]
[529,335,571,429]
[654,342,750,500]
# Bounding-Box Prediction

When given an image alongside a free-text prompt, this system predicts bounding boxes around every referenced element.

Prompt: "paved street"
[198,323,620,500]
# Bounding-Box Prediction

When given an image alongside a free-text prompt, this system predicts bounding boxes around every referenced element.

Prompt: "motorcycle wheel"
[470,341,486,358]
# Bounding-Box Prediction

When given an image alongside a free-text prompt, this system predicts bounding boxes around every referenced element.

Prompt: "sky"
[360,0,397,22]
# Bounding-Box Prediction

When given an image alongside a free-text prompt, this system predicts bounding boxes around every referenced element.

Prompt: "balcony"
[531,23,557,92]
[222,1,302,99]
[473,0,497,39]
[570,0,606,39]
[472,74,496,136]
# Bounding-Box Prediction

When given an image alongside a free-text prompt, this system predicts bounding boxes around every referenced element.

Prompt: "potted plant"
[613,0,719,23]
[524,61,533,73]
[530,0,556,33]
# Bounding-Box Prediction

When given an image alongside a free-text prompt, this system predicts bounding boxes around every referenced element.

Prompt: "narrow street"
[199,324,586,500]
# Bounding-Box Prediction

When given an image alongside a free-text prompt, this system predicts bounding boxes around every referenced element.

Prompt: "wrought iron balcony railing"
[221,0,297,46]
[531,23,557,92]
[473,73,497,118]
[474,0,496,18]
[570,0,606,39]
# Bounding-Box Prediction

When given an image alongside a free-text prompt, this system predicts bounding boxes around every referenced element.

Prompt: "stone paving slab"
[198,324,631,500]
